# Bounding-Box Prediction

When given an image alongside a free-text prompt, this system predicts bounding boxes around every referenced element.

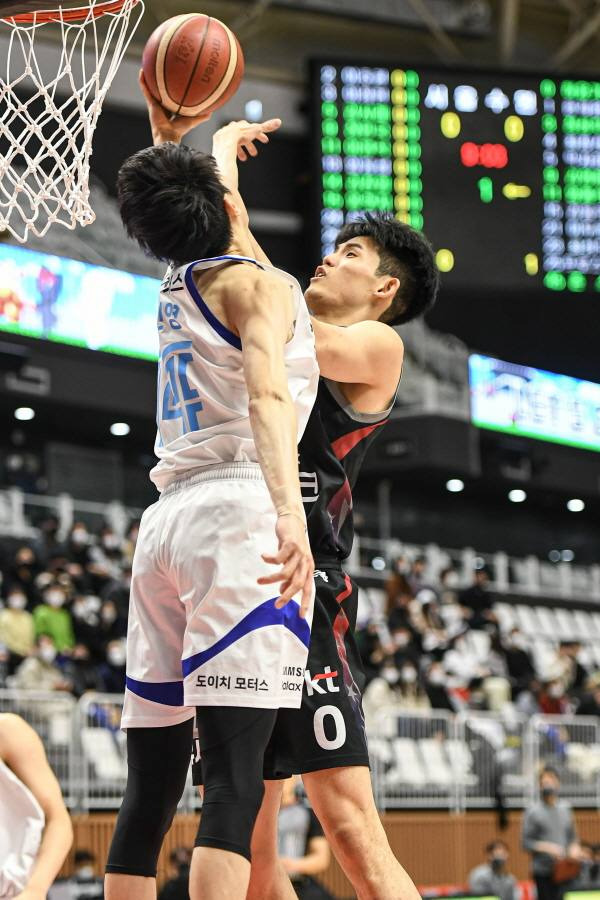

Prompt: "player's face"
[305,236,383,316]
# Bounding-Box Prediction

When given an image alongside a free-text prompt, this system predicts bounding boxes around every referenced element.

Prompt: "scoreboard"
[313,61,600,294]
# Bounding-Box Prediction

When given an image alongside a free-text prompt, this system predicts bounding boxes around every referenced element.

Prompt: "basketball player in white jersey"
[104,90,319,900]
[0,713,72,900]
[203,123,439,900]
[133,81,437,900]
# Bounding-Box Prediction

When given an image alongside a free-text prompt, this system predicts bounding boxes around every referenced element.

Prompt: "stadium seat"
[445,739,478,787]
[80,727,127,780]
[388,737,427,787]
[418,738,454,786]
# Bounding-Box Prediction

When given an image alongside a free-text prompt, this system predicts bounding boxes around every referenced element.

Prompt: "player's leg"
[302,766,419,900]
[105,500,195,900]
[246,780,297,900]
[105,720,193,900]
[189,706,278,900]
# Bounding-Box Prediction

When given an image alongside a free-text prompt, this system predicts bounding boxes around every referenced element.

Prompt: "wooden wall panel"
[63,809,600,898]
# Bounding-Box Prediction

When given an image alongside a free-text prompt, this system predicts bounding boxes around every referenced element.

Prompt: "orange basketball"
[142,13,244,117]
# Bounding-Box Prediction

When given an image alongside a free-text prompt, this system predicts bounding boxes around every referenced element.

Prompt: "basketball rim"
[0,0,139,23]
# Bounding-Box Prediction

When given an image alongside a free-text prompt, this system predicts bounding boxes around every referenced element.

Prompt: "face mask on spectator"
[491,856,506,872]
[401,667,417,684]
[76,866,94,879]
[46,590,65,608]
[72,528,88,545]
[107,646,126,667]
[428,669,445,685]
[549,684,563,699]
[8,593,27,610]
[444,571,460,588]
[382,667,400,685]
[103,534,120,550]
[85,595,101,613]
[394,632,410,648]
[541,786,557,799]
[39,644,57,663]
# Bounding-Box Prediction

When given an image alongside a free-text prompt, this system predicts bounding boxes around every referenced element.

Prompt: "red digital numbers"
[460,142,508,169]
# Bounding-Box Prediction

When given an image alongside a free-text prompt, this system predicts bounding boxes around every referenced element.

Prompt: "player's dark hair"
[334,212,439,326]
[117,143,232,267]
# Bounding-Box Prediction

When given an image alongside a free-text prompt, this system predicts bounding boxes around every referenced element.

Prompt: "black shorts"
[192,566,369,785]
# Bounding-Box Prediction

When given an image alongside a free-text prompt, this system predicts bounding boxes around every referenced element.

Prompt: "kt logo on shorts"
[304,666,339,696]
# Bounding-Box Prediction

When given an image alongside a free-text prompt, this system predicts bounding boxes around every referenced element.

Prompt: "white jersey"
[150,255,319,491]
[0,757,44,898]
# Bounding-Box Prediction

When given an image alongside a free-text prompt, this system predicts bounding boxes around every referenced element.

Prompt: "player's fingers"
[261,549,288,565]
[300,565,314,619]
[241,140,258,157]
[277,558,308,608]
[257,132,270,143]
[257,569,287,585]
[260,118,281,133]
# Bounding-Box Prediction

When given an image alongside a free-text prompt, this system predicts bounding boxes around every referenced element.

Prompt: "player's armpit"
[311,317,403,389]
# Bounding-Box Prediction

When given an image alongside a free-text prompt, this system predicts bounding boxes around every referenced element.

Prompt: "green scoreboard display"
[313,61,600,295]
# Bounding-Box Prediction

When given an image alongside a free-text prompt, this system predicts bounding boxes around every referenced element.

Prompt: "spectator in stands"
[390,625,421,669]
[504,627,536,698]
[32,513,62,566]
[87,526,124,591]
[33,583,75,652]
[355,622,391,685]
[10,635,72,692]
[576,675,600,717]
[537,678,571,716]
[0,586,35,673]
[99,639,126,692]
[6,544,40,603]
[71,594,104,660]
[458,567,498,631]
[49,848,104,900]
[158,847,192,900]
[438,565,461,604]
[363,657,430,730]
[553,642,589,699]
[573,842,600,890]
[121,519,140,570]
[385,569,413,633]
[61,643,104,697]
[102,565,132,618]
[522,765,583,900]
[276,776,332,899]
[468,839,519,900]
[407,555,427,595]
[64,522,94,585]
[98,599,127,642]
[423,661,456,711]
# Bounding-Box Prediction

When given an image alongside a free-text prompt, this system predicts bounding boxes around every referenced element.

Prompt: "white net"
[0,0,144,241]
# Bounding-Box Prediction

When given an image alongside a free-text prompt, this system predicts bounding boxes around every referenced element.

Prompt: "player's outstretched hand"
[258,513,314,618]
[138,70,212,145]
[212,118,282,161]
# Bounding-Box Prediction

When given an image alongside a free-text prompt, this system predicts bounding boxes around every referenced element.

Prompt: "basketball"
[141,13,244,117]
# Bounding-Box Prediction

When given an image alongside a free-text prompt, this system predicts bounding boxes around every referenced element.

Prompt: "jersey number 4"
[161,342,204,432]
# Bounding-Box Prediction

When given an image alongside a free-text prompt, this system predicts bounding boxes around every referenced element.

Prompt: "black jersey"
[299,377,393,563]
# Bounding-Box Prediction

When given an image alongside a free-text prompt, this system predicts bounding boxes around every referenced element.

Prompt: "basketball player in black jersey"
[137,86,439,899]
[204,121,439,900]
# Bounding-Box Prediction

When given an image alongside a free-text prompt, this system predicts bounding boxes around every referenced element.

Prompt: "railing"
[1,690,598,814]
[2,486,600,604]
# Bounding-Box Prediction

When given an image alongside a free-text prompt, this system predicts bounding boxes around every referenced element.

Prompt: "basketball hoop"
[0,0,144,242]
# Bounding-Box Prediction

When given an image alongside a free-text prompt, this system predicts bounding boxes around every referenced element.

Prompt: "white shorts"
[121,463,314,729]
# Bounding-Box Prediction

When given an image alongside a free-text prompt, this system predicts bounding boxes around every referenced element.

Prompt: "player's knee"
[321,802,374,863]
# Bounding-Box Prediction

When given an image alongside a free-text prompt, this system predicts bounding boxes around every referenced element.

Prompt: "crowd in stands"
[0,515,134,697]
[356,555,600,730]
[1,520,600,730]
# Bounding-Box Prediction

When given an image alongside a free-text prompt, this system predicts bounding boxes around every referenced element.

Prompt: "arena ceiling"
[132,0,600,81]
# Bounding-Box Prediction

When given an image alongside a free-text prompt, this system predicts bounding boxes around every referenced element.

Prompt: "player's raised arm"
[0,714,73,900]
[211,119,279,264]
[311,317,404,390]
[223,267,314,616]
